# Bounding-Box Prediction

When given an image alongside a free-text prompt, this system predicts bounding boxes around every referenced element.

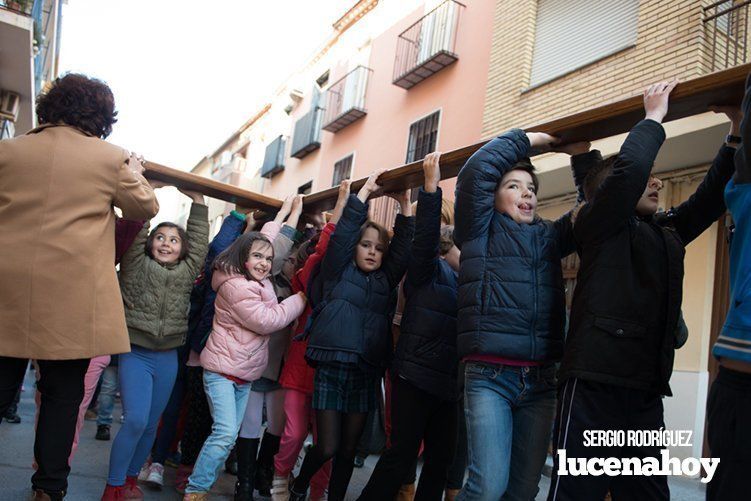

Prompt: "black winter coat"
[306,195,415,369]
[560,119,736,396]
[454,129,588,362]
[393,188,459,401]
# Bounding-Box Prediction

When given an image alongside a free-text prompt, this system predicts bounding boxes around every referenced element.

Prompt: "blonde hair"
[411,197,455,226]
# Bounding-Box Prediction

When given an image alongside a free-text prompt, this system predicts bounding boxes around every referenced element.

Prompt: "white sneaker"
[271,474,290,501]
[145,462,164,489]
[137,462,150,481]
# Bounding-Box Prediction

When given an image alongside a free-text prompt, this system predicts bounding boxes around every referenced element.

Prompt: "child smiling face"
[245,240,274,282]
[151,227,183,265]
[495,168,538,224]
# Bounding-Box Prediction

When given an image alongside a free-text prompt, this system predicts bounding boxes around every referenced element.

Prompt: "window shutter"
[530,0,639,86]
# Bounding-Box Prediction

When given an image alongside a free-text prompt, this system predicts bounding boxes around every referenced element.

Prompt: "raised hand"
[386,189,412,217]
[274,195,294,225]
[286,194,305,229]
[644,80,678,123]
[330,179,352,224]
[357,168,387,202]
[177,188,205,204]
[422,152,441,193]
[553,141,592,156]
[709,105,743,138]
[127,152,146,176]
[526,132,560,154]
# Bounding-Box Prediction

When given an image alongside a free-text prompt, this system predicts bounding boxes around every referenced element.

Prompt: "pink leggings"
[275,388,331,499]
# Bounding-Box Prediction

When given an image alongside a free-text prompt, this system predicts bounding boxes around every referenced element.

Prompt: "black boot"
[225,443,238,475]
[254,431,281,496]
[234,437,259,501]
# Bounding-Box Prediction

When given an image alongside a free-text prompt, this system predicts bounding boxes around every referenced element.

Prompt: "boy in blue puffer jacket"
[706,72,751,501]
[454,130,594,501]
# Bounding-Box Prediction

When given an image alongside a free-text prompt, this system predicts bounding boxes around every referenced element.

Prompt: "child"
[271,181,352,501]
[453,122,594,501]
[548,82,739,500]
[102,188,209,500]
[289,171,415,501]
[358,152,461,500]
[174,204,263,493]
[235,196,304,499]
[703,85,749,500]
[183,201,307,500]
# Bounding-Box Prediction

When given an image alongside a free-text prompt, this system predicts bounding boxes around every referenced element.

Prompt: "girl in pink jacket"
[184,212,307,500]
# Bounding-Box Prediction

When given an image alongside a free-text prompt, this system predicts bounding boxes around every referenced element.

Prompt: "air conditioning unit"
[0,91,21,122]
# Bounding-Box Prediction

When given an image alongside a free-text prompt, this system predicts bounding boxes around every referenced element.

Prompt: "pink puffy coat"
[200,222,306,382]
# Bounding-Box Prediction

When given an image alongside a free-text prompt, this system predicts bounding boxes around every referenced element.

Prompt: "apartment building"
[0,0,63,139]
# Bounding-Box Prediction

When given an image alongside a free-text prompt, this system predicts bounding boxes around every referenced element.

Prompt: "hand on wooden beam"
[644,80,678,123]
[526,132,560,156]
[386,189,412,217]
[709,105,743,139]
[274,195,295,226]
[357,168,387,203]
[178,188,206,205]
[553,141,592,156]
[330,180,351,225]
[422,152,441,193]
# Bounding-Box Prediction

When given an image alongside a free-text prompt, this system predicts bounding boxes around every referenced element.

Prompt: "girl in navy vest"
[290,170,415,501]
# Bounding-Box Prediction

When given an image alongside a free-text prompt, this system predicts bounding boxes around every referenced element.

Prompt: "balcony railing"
[261,136,286,178]
[393,0,464,89]
[703,0,751,72]
[322,66,372,133]
[0,118,15,139]
[0,0,35,16]
[290,106,323,159]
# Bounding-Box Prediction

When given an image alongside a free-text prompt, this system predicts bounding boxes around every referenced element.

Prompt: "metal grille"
[704,0,751,72]
[332,154,354,187]
[406,111,440,164]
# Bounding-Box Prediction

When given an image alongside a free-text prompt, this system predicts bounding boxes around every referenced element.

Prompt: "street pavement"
[0,371,706,500]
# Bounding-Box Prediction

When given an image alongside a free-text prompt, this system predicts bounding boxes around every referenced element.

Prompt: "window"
[406,111,440,163]
[529,0,639,87]
[406,110,440,202]
[332,154,354,187]
[298,181,313,195]
[316,70,330,88]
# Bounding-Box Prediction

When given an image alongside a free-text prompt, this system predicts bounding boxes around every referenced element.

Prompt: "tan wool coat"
[0,124,159,360]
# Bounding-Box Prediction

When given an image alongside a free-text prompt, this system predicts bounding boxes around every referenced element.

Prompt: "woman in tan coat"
[0,73,159,501]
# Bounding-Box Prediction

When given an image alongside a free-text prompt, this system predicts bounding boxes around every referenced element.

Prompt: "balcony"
[261,136,286,178]
[0,0,34,16]
[322,66,372,133]
[0,117,15,139]
[393,0,464,90]
[290,106,323,159]
[703,0,751,72]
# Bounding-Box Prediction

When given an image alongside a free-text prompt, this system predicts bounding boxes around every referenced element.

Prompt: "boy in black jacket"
[548,81,740,501]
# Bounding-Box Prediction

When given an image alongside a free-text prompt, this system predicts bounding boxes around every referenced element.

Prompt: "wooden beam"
[142,64,749,214]
[303,63,750,212]
[143,161,283,212]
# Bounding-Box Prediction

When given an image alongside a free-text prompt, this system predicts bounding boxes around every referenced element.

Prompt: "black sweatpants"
[547,378,669,501]
[0,356,90,495]
[706,366,751,501]
[180,365,213,466]
[358,376,458,501]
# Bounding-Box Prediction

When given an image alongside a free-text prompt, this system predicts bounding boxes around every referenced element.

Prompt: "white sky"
[58,0,353,170]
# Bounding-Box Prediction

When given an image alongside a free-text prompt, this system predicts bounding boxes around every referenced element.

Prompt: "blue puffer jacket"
[393,188,459,401]
[186,211,246,353]
[454,129,578,362]
[306,195,415,369]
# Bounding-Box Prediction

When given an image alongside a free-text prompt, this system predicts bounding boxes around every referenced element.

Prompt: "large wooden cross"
[144,63,750,213]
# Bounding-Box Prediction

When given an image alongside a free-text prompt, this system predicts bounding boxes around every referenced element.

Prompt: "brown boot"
[396,483,416,501]
[31,490,51,501]
[444,488,460,501]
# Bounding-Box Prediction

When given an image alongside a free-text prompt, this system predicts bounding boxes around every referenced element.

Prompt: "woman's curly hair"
[35,73,118,138]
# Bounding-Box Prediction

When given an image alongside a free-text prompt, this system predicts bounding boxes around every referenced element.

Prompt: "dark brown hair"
[35,73,118,138]
[500,158,540,193]
[358,221,391,257]
[583,155,618,202]
[213,232,273,281]
[145,223,190,261]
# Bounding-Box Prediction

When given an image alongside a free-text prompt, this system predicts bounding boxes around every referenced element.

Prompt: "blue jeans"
[457,362,557,501]
[186,370,250,493]
[96,365,118,426]
[107,346,178,485]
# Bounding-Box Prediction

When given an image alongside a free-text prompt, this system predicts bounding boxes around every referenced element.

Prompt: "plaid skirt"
[312,362,378,413]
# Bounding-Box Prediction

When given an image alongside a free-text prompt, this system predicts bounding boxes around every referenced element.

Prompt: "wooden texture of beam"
[143,161,282,212]
[305,64,750,211]
[144,64,750,213]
